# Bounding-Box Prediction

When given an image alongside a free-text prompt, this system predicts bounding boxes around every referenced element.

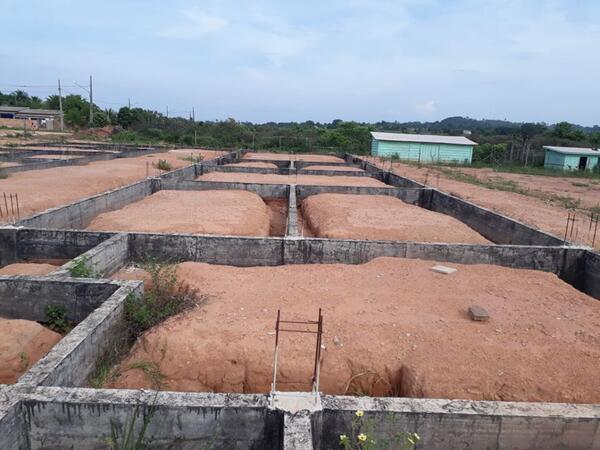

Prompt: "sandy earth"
[264,199,288,236]
[302,194,490,243]
[197,172,389,187]
[454,166,600,210]
[87,190,272,236]
[0,162,21,168]
[0,151,220,224]
[301,165,363,172]
[243,152,344,163]
[0,262,60,276]
[0,317,62,383]
[109,258,600,403]
[379,160,593,245]
[228,162,279,169]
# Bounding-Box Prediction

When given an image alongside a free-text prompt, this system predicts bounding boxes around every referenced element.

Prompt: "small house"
[543,146,599,171]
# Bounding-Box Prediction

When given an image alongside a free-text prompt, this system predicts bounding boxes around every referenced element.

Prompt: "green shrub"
[124,260,200,333]
[45,304,72,334]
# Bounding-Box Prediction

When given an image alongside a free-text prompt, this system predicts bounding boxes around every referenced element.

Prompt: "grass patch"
[179,154,204,163]
[127,359,167,390]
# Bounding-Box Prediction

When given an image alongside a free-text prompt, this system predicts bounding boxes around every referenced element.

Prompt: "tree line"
[2,89,600,164]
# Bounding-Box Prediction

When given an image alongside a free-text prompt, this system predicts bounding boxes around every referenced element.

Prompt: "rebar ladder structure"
[271,308,323,399]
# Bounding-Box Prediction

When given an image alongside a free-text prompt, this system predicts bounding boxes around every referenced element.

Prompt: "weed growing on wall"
[45,304,72,334]
[69,256,103,278]
[339,411,419,450]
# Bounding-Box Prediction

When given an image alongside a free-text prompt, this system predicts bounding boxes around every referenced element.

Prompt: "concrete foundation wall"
[162,179,290,199]
[129,232,285,266]
[296,185,423,204]
[314,396,600,450]
[15,229,113,261]
[429,190,565,246]
[0,228,17,266]
[17,180,153,229]
[19,388,283,450]
[582,250,600,299]
[0,277,119,323]
[203,164,290,175]
[51,233,129,278]
[18,281,142,388]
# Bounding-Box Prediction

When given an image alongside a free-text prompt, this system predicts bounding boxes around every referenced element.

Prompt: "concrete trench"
[0,147,599,448]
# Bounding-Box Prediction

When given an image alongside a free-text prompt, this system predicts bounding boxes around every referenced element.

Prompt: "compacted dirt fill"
[197,172,389,187]
[301,165,364,172]
[0,317,62,383]
[302,193,490,243]
[0,262,60,276]
[0,150,220,224]
[228,162,279,169]
[110,258,600,403]
[87,190,272,236]
[264,198,288,236]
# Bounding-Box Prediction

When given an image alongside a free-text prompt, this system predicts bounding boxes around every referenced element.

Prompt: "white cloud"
[416,100,437,114]
[160,8,227,39]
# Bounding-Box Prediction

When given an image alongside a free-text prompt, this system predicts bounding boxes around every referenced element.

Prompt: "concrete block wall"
[17,179,153,229]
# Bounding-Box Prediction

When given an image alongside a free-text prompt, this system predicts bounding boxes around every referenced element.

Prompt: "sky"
[1,0,599,125]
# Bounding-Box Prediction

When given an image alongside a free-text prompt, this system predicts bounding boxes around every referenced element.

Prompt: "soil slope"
[110,258,600,403]
[87,190,272,236]
[302,193,490,243]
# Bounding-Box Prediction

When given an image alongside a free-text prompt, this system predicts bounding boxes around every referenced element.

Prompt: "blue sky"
[1,0,599,125]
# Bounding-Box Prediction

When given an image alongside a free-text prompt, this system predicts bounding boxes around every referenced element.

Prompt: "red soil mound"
[0,318,62,383]
[87,190,272,236]
[301,193,490,243]
[302,165,363,172]
[0,151,220,224]
[228,162,279,169]
[0,263,59,276]
[110,258,600,403]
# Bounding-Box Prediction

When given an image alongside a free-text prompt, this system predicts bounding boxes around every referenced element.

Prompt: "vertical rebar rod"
[15,193,19,219]
[271,310,281,394]
[594,216,599,248]
[9,194,15,221]
[564,212,571,243]
[570,213,576,239]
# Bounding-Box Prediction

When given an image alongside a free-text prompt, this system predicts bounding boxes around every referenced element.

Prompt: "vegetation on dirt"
[124,260,202,334]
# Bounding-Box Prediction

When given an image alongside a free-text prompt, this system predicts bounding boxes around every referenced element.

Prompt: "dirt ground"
[87,190,273,236]
[0,262,60,276]
[0,317,62,383]
[265,198,288,236]
[228,162,279,169]
[302,194,490,243]
[0,150,220,224]
[301,165,363,172]
[0,162,21,168]
[243,152,344,163]
[197,172,389,187]
[378,160,600,247]
[109,257,600,403]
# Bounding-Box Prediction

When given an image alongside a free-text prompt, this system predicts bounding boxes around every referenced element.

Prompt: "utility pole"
[166,106,169,118]
[58,79,64,132]
[192,107,195,122]
[128,98,131,108]
[89,75,94,127]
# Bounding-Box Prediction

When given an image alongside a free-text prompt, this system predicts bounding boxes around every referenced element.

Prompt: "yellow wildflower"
[355,410,364,417]
[358,433,367,442]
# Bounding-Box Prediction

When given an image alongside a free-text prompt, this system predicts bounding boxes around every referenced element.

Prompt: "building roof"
[0,106,61,117]
[0,106,28,113]
[371,131,477,146]
[544,146,600,156]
